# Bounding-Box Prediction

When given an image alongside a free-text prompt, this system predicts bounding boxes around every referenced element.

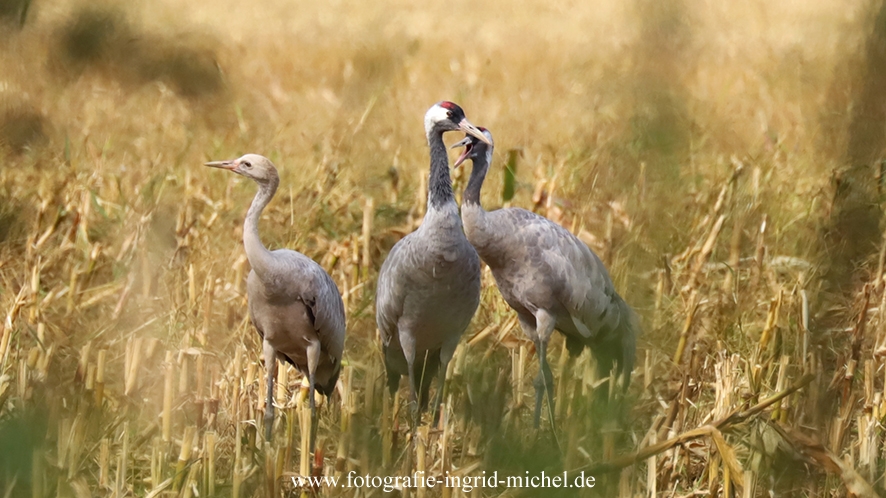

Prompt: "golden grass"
[1,0,885,495]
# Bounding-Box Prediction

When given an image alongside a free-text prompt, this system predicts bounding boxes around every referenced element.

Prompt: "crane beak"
[450,136,473,168]
[204,160,237,170]
[458,118,492,145]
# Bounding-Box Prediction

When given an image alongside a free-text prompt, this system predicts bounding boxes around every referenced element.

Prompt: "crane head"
[424,101,491,145]
[204,154,279,184]
[451,127,494,168]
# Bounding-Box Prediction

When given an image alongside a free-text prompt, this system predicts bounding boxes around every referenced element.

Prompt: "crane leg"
[399,330,420,428]
[531,311,557,430]
[262,340,278,442]
[407,367,419,428]
[431,374,445,427]
[308,371,317,472]
[305,340,321,469]
[533,339,555,429]
[432,341,457,426]
[416,350,431,411]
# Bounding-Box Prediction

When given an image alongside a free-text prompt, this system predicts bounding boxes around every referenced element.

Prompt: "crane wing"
[305,268,347,363]
[555,234,623,338]
[523,212,637,380]
[502,208,622,339]
[270,250,346,364]
[478,207,637,385]
[375,233,414,345]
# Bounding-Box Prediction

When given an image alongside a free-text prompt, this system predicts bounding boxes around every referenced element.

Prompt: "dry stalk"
[99,438,110,489]
[769,422,878,498]
[851,284,873,365]
[555,340,570,420]
[415,426,429,498]
[85,363,95,391]
[602,208,613,266]
[28,257,41,325]
[336,365,352,477]
[181,461,201,498]
[758,290,783,352]
[121,422,131,491]
[579,373,814,474]
[76,341,91,383]
[688,214,727,287]
[179,349,192,396]
[770,354,788,424]
[750,215,767,289]
[2,285,29,368]
[200,274,214,346]
[362,197,374,280]
[141,250,152,298]
[877,228,886,282]
[513,344,526,408]
[299,398,311,478]
[162,351,174,443]
[673,290,700,365]
[196,353,205,405]
[95,349,107,406]
[124,337,142,396]
[232,420,242,498]
[722,209,743,294]
[382,387,392,469]
[646,431,657,498]
[150,437,161,489]
[188,264,197,312]
[801,289,810,370]
[710,427,744,494]
[653,269,665,330]
[441,400,451,498]
[204,431,216,497]
[276,363,288,411]
[173,426,196,491]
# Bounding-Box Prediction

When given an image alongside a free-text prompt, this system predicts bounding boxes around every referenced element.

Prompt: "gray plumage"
[205,154,346,447]
[375,102,490,418]
[453,129,638,427]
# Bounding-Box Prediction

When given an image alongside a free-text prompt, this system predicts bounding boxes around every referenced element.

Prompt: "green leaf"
[502,149,520,203]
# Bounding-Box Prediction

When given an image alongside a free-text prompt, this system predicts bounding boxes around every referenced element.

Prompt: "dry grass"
[2,0,886,496]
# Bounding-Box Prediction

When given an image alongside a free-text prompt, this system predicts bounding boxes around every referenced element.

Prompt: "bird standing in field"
[376,102,490,422]
[452,129,638,427]
[205,154,346,450]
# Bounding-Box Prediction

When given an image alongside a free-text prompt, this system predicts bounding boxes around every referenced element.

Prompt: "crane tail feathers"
[617,298,640,390]
[594,295,639,392]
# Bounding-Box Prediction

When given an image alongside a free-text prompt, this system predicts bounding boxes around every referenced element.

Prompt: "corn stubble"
[1,0,886,496]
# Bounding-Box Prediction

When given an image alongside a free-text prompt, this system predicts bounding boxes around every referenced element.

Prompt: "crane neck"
[243,175,280,278]
[464,147,491,207]
[427,130,455,211]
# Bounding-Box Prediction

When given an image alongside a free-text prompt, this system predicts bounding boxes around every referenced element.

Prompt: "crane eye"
[446,111,453,119]
[243,161,252,168]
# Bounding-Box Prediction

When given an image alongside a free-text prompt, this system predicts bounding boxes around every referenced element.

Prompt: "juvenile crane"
[452,129,638,427]
[376,102,490,421]
[205,154,346,449]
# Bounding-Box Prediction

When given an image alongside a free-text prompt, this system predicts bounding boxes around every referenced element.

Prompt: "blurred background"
[2,0,886,495]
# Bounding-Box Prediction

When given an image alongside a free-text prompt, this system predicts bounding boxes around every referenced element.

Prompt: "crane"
[376,102,490,422]
[205,154,346,452]
[452,129,638,427]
